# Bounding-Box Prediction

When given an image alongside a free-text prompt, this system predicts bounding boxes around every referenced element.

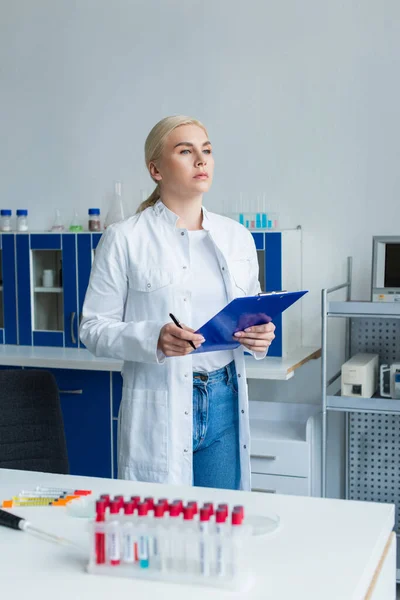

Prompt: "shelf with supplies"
[327,393,400,415]
[321,256,400,581]
[327,300,400,318]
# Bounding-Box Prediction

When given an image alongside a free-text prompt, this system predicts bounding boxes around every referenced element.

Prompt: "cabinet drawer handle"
[70,312,76,344]
[59,389,83,395]
[251,454,277,460]
[252,488,276,494]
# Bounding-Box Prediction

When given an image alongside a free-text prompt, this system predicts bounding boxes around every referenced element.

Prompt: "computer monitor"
[371,236,400,302]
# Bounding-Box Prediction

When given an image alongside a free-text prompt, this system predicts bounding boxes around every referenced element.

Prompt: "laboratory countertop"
[0,345,320,380]
[0,468,395,599]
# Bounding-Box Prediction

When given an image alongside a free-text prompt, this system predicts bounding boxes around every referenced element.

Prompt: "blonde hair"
[137,115,208,213]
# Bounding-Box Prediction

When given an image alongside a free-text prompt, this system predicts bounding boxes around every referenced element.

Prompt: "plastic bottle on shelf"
[16,210,28,232]
[0,210,12,232]
[51,209,64,232]
[88,208,101,232]
[69,210,83,232]
[104,181,127,228]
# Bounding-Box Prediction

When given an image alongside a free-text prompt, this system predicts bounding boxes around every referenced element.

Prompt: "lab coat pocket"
[119,387,168,475]
[128,267,173,292]
[230,258,251,296]
[127,268,174,322]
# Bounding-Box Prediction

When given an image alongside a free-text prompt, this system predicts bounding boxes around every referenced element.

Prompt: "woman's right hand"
[157,323,205,357]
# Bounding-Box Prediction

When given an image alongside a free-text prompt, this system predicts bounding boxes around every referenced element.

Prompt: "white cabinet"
[251,473,310,496]
[250,401,321,496]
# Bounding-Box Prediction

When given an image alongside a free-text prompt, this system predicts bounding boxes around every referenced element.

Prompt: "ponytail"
[136,185,161,214]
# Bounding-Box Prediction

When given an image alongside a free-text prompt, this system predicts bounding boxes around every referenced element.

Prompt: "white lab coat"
[80,200,265,490]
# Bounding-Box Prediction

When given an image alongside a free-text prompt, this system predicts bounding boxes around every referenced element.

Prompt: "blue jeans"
[192,361,240,490]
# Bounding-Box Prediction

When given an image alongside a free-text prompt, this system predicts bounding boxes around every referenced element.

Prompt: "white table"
[0,344,321,380]
[0,469,396,599]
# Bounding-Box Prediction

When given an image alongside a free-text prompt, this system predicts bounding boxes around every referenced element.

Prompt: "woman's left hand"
[234,322,276,353]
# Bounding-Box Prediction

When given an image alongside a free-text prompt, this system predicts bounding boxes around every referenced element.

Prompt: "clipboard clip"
[258,290,287,296]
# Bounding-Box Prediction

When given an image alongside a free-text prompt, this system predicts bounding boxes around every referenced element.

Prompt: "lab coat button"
[184,373,188,377]
[241,409,244,414]
[184,410,189,415]
[181,231,185,236]
[222,266,225,271]
[238,373,241,378]
[147,283,151,288]
[183,265,187,269]
[184,448,188,453]
[183,297,187,302]
[243,445,247,449]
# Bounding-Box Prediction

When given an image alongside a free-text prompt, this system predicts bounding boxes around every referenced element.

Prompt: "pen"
[169,313,196,351]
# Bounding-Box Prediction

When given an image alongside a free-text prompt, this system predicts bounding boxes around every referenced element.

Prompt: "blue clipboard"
[193,290,308,353]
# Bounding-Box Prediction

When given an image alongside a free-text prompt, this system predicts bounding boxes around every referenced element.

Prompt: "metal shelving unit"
[321,261,400,580]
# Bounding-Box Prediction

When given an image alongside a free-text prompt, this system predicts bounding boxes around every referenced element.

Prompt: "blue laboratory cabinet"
[0,234,18,345]
[2,230,301,356]
[49,368,112,478]
[13,233,102,348]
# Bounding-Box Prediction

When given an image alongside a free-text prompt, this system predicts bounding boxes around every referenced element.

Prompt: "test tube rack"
[86,496,254,591]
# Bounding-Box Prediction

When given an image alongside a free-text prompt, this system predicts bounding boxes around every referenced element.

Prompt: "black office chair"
[0,369,69,474]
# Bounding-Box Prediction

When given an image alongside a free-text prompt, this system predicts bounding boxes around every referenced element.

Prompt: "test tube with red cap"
[230,508,244,576]
[137,501,150,568]
[152,503,166,570]
[144,496,154,511]
[233,505,244,521]
[182,505,196,572]
[217,503,228,519]
[158,498,169,510]
[122,501,135,563]
[130,495,141,508]
[187,501,198,515]
[215,508,228,576]
[167,503,181,569]
[171,499,183,516]
[95,500,106,564]
[129,498,140,561]
[203,502,214,516]
[199,507,211,576]
[99,494,110,509]
[108,500,121,565]
[113,495,125,514]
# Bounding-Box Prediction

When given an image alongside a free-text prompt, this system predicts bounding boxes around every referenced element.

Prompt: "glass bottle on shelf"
[104,181,127,228]
[51,209,64,232]
[88,208,101,231]
[69,210,83,232]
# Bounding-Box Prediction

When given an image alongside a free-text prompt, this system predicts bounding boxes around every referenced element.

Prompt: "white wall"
[1,0,400,353]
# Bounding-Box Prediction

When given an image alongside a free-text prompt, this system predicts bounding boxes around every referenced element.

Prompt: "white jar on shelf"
[0,209,12,232]
[16,209,28,231]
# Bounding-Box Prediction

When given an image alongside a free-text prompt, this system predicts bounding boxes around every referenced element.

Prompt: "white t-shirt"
[188,230,234,372]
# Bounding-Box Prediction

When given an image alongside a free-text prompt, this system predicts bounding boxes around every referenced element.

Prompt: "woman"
[80,115,275,490]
